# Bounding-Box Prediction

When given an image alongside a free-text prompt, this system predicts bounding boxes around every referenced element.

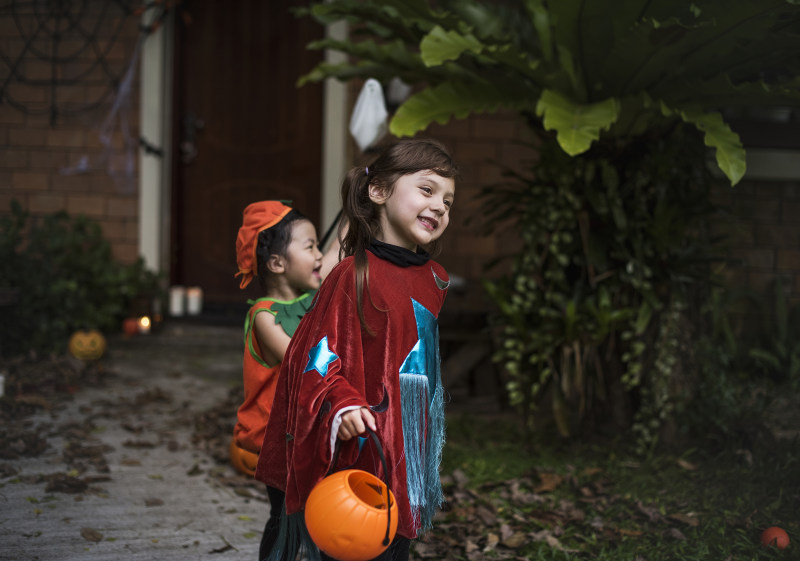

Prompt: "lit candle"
[138,316,152,334]
[186,286,203,315]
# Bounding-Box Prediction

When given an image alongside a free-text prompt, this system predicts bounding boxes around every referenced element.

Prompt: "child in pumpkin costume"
[256,139,458,561]
[231,201,341,561]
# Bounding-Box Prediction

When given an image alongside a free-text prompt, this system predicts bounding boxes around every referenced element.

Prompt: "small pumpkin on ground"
[69,329,106,361]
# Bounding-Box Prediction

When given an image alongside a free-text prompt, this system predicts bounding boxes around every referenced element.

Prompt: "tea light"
[138,316,152,334]
[169,286,186,316]
[186,286,203,315]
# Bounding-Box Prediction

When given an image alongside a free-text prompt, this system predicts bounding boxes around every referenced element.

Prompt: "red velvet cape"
[255,250,449,539]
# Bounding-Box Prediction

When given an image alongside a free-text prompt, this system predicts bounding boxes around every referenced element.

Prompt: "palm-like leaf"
[535,90,620,156]
[300,0,800,185]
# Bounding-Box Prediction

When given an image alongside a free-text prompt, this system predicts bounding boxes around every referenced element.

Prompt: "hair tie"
[365,166,369,176]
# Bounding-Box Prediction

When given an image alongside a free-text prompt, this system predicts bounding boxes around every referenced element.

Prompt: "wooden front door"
[171,0,324,314]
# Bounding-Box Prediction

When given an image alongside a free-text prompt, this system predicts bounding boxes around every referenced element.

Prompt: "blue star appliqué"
[399,299,439,400]
[304,336,338,377]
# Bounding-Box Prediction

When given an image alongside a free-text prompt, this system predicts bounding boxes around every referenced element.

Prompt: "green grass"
[423,412,799,560]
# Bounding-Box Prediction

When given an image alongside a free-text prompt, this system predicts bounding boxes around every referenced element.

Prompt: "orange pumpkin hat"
[235,201,292,289]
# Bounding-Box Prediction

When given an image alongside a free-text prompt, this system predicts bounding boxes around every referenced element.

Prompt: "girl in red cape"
[256,138,458,561]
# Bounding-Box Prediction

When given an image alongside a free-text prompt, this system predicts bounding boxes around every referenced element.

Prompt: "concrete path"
[0,322,268,561]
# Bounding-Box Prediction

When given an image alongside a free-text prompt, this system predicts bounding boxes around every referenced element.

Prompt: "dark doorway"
[171,0,324,318]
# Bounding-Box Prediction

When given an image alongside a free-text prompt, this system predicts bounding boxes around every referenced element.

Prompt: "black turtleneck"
[367,239,430,267]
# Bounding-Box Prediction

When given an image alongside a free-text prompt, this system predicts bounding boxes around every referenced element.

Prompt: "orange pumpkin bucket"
[304,429,397,561]
[228,438,258,477]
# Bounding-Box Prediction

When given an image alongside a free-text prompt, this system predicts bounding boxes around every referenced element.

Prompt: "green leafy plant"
[481,128,726,448]
[298,0,800,186]
[0,200,162,358]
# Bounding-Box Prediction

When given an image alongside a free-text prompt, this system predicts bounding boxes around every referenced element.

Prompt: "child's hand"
[338,407,376,440]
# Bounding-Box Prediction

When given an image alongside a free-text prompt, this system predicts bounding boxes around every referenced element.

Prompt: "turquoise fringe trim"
[400,373,428,512]
[421,379,445,530]
[400,369,446,533]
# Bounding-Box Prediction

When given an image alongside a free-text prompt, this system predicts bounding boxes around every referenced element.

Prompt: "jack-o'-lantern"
[68,329,106,361]
[229,438,258,477]
[305,469,398,561]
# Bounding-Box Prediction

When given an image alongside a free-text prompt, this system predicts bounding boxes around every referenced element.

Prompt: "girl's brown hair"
[337,138,458,332]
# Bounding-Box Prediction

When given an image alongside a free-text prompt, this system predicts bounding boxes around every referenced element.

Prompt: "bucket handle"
[330,426,392,547]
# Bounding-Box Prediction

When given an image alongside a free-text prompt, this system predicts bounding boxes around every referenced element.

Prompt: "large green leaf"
[661,103,746,186]
[535,90,620,156]
[523,0,553,61]
[420,25,484,66]
[419,24,544,80]
[390,80,521,136]
[299,38,426,85]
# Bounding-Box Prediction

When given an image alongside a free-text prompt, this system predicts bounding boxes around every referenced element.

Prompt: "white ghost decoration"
[349,78,389,152]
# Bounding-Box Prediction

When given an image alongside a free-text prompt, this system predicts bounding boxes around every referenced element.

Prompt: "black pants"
[259,485,287,561]
[259,485,410,561]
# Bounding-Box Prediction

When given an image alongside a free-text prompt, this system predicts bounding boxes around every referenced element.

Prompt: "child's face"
[282,220,324,293]
[370,170,455,251]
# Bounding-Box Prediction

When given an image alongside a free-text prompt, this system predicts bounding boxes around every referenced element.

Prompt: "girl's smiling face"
[369,170,455,251]
[281,219,324,293]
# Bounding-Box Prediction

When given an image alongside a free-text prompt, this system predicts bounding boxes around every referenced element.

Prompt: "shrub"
[481,127,727,452]
[0,200,162,358]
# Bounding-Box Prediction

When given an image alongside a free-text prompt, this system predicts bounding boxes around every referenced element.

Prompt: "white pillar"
[138,9,172,274]
[320,20,349,240]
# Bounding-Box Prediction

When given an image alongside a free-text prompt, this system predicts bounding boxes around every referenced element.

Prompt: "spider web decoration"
[0,0,152,126]
[1,0,176,191]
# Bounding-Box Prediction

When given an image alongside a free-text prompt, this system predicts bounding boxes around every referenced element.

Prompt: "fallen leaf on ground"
[533,472,563,493]
[665,527,688,540]
[502,531,528,548]
[80,527,103,542]
[636,500,665,522]
[483,532,499,552]
[475,504,498,526]
[123,440,156,448]
[669,512,700,527]
[14,394,52,409]
[45,473,88,494]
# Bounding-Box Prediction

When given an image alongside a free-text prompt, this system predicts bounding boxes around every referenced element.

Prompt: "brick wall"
[0,11,142,264]
[712,179,800,306]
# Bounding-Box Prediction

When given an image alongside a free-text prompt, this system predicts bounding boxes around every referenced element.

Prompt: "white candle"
[169,286,186,316]
[186,287,203,315]
[138,316,152,334]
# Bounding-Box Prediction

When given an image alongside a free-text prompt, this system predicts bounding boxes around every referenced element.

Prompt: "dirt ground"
[0,322,270,561]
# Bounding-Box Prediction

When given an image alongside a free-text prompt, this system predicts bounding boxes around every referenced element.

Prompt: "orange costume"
[234,293,316,454]
[231,200,311,472]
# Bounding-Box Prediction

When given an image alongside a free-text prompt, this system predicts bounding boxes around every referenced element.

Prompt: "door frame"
[138,11,348,277]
